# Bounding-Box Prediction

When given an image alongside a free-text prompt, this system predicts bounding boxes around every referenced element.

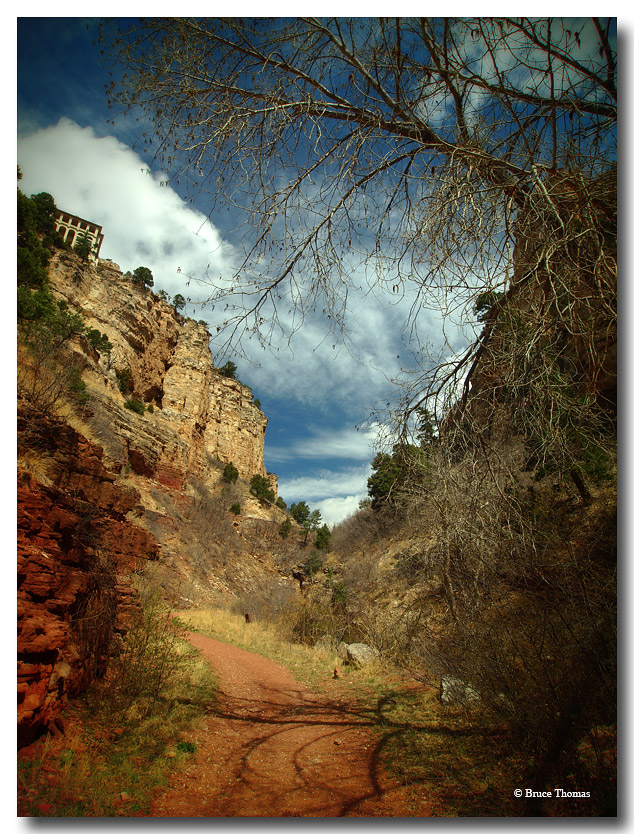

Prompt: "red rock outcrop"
[17,411,159,748]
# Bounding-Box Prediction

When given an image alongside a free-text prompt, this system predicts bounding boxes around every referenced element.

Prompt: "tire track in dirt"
[150,631,430,817]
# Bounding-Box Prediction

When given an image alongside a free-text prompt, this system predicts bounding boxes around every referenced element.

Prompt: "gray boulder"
[346,643,378,666]
[440,675,481,705]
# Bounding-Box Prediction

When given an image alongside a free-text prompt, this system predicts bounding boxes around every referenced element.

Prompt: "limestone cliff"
[48,251,272,491]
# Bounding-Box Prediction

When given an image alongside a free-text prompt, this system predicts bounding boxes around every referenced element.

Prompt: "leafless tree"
[101,19,616,414]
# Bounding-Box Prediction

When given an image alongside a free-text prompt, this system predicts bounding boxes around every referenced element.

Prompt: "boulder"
[346,643,378,666]
[440,675,481,705]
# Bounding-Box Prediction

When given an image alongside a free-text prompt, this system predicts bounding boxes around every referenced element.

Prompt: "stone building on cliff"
[54,209,104,262]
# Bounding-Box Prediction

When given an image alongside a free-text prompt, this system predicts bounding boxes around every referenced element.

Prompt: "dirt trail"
[150,631,430,817]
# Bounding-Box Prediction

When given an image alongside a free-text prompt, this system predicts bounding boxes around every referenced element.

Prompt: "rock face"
[17,412,159,747]
[48,253,272,490]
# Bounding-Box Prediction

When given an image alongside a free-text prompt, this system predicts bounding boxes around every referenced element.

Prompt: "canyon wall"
[48,252,272,491]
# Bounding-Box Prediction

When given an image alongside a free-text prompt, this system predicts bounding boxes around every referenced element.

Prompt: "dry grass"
[175,606,340,689]
[17,447,59,486]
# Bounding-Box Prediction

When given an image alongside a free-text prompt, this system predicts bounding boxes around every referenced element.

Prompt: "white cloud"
[279,465,370,501]
[313,495,365,528]
[266,424,380,464]
[18,118,236,301]
[276,464,371,527]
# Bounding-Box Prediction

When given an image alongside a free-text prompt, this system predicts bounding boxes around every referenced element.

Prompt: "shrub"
[303,551,324,577]
[108,579,185,708]
[313,524,331,551]
[223,461,239,484]
[18,330,89,416]
[68,369,89,406]
[85,327,113,356]
[115,368,132,394]
[218,360,238,379]
[250,474,275,503]
[229,502,241,515]
[177,741,197,753]
[327,578,349,609]
[74,231,93,262]
[124,398,145,415]
[132,266,154,289]
[279,518,292,539]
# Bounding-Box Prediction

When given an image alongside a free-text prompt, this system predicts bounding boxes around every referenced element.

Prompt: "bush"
[18,325,89,416]
[68,368,89,406]
[223,461,239,484]
[108,580,185,708]
[218,360,238,380]
[124,398,145,415]
[313,524,331,551]
[229,503,241,515]
[115,368,132,395]
[279,518,292,539]
[132,266,154,289]
[303,551,324,577]
[74,231,93,262]
[250,474,275,503]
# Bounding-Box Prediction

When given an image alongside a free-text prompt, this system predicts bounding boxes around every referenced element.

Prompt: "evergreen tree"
[133,266,154,289]
[290,501,310,526]
[250,474,275,503]
[74,231,93,261]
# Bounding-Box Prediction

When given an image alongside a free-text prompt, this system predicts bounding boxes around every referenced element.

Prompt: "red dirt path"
[149,631,432,817]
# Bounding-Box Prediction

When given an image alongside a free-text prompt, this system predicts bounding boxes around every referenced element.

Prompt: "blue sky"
[16,16,440,525]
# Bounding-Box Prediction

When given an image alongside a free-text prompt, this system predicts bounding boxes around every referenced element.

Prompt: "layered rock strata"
[17,412,159,747]
[48,253,272,491]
